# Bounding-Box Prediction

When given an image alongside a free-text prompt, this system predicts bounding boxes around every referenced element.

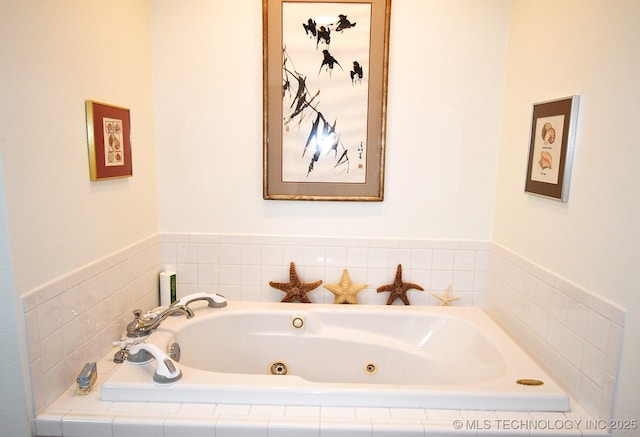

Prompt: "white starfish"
[431,285,459,306]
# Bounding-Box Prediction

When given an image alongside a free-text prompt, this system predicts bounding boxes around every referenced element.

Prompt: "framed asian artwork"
[85,100,133,181]
[263,0,391,201]
[524,96,580,202]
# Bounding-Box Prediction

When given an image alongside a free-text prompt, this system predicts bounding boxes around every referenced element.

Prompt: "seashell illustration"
[538,151,552,170]
[541,122,556,145]
[108,134,121,151]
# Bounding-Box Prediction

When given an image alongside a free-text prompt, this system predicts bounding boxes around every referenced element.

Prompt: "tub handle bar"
[128,342,182,384]
[171,292,227,309]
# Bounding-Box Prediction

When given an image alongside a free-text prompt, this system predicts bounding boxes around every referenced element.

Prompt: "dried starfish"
[324,269,368,304]
[269,262,322,303]
[432,285,460,306]
[376,264,424,305]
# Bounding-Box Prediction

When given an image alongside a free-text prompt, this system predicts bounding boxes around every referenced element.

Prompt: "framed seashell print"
[262,0,391,201]
[525,96,580,202]
[85,100,133,180]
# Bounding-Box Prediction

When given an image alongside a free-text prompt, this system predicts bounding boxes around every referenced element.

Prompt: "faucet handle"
[112,336,144,363]
[112,336,142,349]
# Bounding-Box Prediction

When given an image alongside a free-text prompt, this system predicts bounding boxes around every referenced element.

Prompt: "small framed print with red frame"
[85,100,132,180]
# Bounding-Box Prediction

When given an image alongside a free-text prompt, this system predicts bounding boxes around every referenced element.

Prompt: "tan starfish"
[376,264,424,305]
[269,262,322,303]
[324,269,368,304]
[432,285,459,306]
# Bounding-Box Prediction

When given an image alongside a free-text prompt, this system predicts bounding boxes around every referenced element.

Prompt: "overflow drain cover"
[291,316,305,329]
[516,378,544,386]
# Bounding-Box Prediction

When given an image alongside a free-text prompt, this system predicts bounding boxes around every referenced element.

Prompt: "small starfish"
[324,269,368,304]
[269,262,322,303]
[376,264,424,305]
[432,285,459,306]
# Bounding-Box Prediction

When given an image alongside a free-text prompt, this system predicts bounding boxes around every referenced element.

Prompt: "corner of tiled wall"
[485,242,626,421]
[20,234,162,415]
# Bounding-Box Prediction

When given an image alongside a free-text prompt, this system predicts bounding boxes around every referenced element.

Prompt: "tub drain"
[516,378,544,386]
[270,361,288,375]
[364,362,377,375]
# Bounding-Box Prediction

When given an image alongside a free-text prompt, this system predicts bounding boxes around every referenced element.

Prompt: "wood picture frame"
[525,96,580,202]
[263,0,391,201]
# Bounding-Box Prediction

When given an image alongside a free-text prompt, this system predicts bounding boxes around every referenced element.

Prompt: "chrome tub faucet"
[125,305,194,338]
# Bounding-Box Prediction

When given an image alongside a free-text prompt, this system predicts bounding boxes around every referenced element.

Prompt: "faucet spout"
[126,305,194,338]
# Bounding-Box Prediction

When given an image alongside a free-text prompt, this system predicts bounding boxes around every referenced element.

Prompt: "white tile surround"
[21,235,161,414]
[486,244,626,422]
[160,233,490,307]
[21,233,624,436]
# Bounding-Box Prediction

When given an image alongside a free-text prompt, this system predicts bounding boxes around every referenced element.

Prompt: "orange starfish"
[269,262,322,303]
[376,264,424,305]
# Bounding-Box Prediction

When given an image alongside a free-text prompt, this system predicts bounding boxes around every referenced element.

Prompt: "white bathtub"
[101,301,569,411]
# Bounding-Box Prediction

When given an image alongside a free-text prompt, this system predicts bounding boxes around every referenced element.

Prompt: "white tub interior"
[101,302,569,411]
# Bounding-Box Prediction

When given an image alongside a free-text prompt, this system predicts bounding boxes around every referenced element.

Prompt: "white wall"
[0,1,159,434]
[151,0,509,239]
[0,1,159,295]
[493,0,640,426]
